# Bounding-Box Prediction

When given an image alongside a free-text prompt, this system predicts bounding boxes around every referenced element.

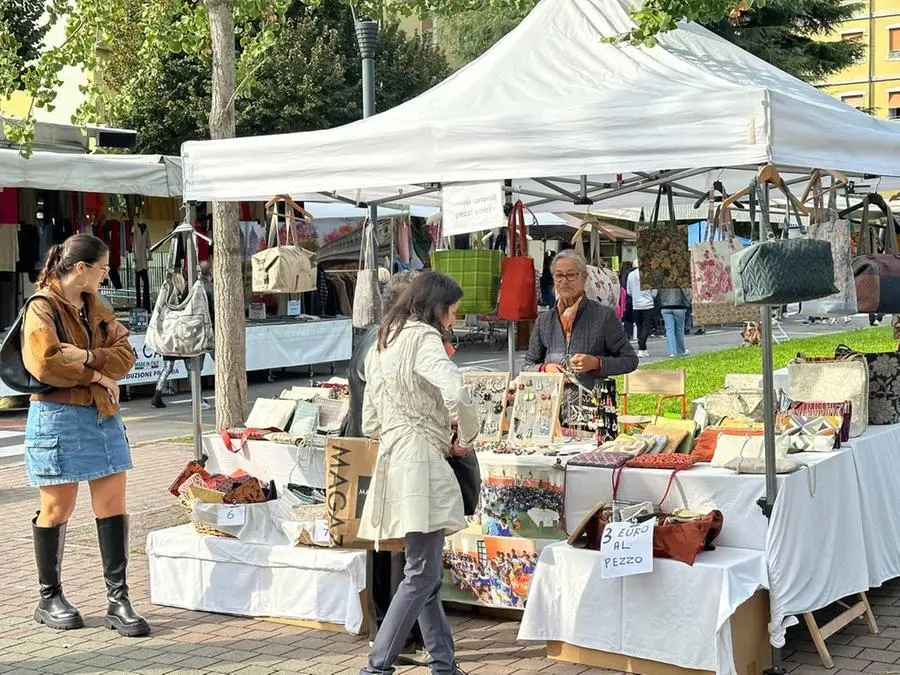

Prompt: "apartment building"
[820,0,900,119]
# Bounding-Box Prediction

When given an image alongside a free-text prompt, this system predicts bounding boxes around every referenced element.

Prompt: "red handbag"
[497,201,537,321]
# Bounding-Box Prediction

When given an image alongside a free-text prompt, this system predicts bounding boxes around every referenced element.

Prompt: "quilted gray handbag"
[731,182,838,306]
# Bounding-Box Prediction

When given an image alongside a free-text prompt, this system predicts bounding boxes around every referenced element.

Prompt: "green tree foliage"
[1,0,46,64]
[106,0,449,154]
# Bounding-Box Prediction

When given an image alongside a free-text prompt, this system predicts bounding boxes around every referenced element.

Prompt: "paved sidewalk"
[0,440,897,675]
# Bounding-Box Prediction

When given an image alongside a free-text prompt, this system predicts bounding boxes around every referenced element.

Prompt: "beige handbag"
[244,398,297,431]
[353,219,383,328]
[712,434,790,467]
[787,355,869,438]
[705,390,765,422]
[251,207,317,293]
[575,224,620,309]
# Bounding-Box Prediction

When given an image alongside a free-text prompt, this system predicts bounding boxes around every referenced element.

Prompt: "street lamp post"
[355,19,381,251]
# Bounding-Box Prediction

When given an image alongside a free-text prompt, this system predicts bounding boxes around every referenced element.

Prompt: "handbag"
[244,398,297,432]
[626,453,697,470]
[711,434,790,467]
[289,401,320,439]
[575,223,620,309]
[705,389,765,422]
[448,450,481,516]
[691,427,763,463]
[835,344,900,425]
[567,450,633,469]
[431,246,502,315]
[731,181,838,306]
[690,195,759,325]
[0,295,67,394]
[776,412,842,452]
[145,277,214,358]
[803,177,858,316]
[496,201,538,321]
[852,197,900,314]
[636,185,691,289]
[787,400,852,444]
[789,353,869,437]
[353,219,383,328]
[251,207,317,294]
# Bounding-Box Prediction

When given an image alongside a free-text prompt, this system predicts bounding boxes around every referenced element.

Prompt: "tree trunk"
[207,0,246,428]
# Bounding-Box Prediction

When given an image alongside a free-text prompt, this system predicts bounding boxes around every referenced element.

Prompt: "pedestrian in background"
[626,260,656,358]
[659,287,691,357]
[21,234,150,637]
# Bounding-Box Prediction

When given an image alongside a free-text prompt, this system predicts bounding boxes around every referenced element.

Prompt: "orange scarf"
[557,295,583,341]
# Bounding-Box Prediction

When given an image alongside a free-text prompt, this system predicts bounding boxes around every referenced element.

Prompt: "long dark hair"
[37,234,109,288]
[378,271,463,350]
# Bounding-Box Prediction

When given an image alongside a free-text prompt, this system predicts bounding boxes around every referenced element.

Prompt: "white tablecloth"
[202,434,326,491]
[518,543,767,675]
[146,524,367,633]
[564,449,869,647]
[845,424,900,587]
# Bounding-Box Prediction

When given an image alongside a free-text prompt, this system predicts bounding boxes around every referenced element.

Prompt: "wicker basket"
[179,499,234,538]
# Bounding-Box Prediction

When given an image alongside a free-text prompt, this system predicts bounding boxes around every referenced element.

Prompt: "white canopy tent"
[182,0,900,208]
[0,148,182,197]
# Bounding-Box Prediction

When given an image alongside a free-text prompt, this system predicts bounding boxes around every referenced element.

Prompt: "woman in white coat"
[360,271,479,675]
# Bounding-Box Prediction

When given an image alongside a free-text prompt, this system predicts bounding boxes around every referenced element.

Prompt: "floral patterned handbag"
[691,192,759,325]
[637,185,691,290]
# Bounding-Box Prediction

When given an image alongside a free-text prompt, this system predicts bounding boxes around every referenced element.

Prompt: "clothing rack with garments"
[323,269,357,319]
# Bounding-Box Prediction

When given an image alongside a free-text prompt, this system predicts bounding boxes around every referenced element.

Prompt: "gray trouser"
[362,530,454,675]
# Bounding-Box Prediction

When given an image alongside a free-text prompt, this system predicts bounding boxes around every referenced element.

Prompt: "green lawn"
[619,325,896,416]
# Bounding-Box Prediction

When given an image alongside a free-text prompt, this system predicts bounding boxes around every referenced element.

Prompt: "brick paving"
[0,440,897,675]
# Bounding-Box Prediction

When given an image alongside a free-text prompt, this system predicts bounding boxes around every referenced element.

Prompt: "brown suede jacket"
[23,281,136,417]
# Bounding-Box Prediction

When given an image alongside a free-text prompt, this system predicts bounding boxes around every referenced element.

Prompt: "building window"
[842,31,864,43]
[841,94,865,110]
[889,92,900,120]
[890,28,900,59]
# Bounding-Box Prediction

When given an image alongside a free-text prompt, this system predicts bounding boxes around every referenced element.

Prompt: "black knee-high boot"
[96,515,150,637]
[32,515,84,630]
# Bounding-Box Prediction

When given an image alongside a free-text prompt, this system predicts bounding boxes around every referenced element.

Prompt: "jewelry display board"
[509,372,565,445]
[565,378,619,444]
[463,372,511,442]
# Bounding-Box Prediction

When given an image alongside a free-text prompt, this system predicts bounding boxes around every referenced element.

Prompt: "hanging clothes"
[84,192,104,217]
[106,220,122,270]
[16,223,39,278]
[18,188,37,226]
[133,223,151,271]
[0,225,19,272]
[194,219,210,261]
[0,188,18,224]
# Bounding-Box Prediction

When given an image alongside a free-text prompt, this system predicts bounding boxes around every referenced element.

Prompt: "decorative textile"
[557,295,583,341]
[636,187,691,289]
[787,400,852,444]
[626,453,696,470]
[835,345,900,425]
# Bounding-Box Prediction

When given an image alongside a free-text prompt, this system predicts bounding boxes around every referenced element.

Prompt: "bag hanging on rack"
[803,175,858,316]
[690,192,759,325]
[145,276,214,358]
[352,219,383,328]
[731,181,838,306]
[251,206,317,294]
[496,201,538,321]
[431,240,502,315]
[636,185,691,289]
[575,222,620,309]
[852,196,900,314]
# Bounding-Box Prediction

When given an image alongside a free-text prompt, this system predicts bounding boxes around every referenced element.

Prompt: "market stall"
[175,0,900,669]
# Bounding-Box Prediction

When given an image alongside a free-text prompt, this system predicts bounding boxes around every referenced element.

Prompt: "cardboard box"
[548,589,771,675]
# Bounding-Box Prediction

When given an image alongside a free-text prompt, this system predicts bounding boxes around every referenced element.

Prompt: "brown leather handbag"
[853,196,900,314]
[568,502,724,566]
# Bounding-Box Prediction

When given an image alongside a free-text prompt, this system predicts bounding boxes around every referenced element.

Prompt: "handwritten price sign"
[599,520,654,578]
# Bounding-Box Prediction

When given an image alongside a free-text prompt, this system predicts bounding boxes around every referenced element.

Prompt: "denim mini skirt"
[24,401,133,487]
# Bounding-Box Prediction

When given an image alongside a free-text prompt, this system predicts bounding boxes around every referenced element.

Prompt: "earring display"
[565,378,619,445]
[509,372,564,445]
[463,372,510,442]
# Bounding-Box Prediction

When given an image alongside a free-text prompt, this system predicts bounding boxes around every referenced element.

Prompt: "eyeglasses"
[552,272,583,283]
[87,263,110,274]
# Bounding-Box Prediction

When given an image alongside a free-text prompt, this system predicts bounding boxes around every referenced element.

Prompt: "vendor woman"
[522,249,638,399]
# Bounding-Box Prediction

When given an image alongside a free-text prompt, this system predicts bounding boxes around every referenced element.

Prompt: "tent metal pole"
[504,179,517,376]
[184,202,203,462]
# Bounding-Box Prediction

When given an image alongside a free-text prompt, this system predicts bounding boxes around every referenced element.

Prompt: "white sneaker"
[668,354,676,358]
[682,349,690,356]
[638,350,649,358]
[200,400,211,411]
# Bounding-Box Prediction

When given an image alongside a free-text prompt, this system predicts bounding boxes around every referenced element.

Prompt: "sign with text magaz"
[441,182,505,237]
[599,520,654,578]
